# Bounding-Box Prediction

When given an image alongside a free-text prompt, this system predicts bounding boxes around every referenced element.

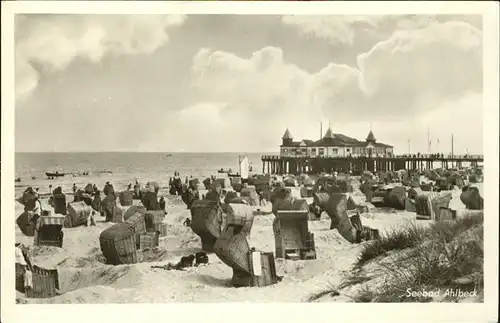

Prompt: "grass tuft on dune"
[310,213,484,303]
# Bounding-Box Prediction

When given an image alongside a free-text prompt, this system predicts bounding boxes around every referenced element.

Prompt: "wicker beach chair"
[65,201,92,228]
[273,210,316,260]
[34,215,65,248]
[99,222,138,265]
[190,199,223,252]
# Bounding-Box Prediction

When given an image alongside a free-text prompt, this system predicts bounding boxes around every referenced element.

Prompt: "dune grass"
[309,213,484,303]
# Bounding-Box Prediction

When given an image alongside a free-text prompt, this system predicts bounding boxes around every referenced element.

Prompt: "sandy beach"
[14,174,480,304]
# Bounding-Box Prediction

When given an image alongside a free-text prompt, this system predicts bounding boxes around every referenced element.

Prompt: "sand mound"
[140,248,170,263]
[315,230,352,245]
[166,195,185,207]
[58,265,144,293]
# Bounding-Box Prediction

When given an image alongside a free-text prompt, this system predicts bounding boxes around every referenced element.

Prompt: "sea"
[14,152,266,195]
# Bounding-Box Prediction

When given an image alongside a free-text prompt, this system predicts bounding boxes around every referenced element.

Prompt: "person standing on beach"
[159,196,166,211]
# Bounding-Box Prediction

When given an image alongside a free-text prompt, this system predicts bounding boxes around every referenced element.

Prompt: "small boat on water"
[218,168,232,174]
[15,177,21,183]
[96,170,113,174]
[46,172,65,179]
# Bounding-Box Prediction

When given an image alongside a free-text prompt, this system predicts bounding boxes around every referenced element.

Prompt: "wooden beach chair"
[214,225,278,288]
[273,210,316,260]
[25,265,60,299]
[34,215,65,248]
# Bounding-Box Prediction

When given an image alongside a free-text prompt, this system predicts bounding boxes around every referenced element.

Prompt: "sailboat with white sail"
[227,154,251,178]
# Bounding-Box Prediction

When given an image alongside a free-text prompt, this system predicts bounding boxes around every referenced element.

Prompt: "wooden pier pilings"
[260,154,483,175]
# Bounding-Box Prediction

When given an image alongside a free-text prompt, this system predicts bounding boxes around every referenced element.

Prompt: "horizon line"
[14,151,278,154]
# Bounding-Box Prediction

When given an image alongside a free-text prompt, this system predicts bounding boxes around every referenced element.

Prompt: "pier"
[260,154,484,175]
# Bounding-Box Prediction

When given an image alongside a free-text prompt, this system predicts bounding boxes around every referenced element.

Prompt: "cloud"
[356,20,482,118]
[190,19,483,151]
[282,15,385,45]
[15,14,186,101]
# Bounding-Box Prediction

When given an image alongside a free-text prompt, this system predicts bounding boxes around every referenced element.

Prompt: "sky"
[15,14,483,154]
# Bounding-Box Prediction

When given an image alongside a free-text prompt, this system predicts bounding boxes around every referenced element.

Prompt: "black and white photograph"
[1,1,498,322]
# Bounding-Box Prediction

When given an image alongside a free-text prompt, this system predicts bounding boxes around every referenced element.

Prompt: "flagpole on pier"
[427,126,431,153]
[451,134,454,168]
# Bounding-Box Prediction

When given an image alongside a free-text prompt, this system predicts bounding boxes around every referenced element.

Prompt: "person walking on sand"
[72,183,77,194]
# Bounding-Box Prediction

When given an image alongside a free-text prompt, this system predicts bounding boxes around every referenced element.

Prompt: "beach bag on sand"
[225,204,254,234]
[100,223,137,265]
[17,212,36,236]
[126,213,147,249]
[190,199,223,252]
[460,186,483,210]
[119,191,134,206]
[66,202,92,228]
[383,186,407,210]
[240,187,259,206]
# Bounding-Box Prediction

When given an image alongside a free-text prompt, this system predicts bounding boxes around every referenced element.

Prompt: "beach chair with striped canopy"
[34,215,65,248]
